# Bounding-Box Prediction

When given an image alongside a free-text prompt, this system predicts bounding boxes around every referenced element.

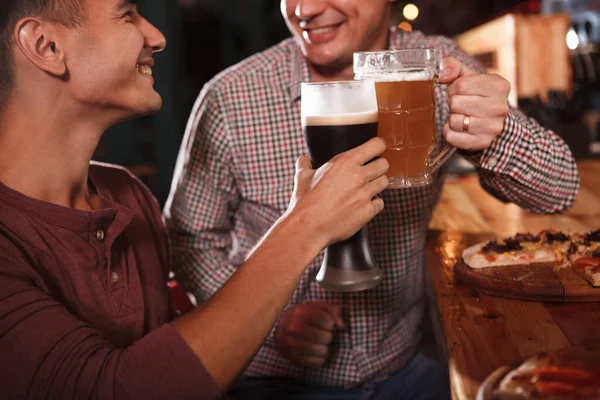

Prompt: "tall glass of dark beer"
[354,48,456,189]
[301,80,383,292]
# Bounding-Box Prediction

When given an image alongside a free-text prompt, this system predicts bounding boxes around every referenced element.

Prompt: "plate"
[476,365,511,400]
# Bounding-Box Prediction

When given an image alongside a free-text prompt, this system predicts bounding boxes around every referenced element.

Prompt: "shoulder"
[201,38,297,100]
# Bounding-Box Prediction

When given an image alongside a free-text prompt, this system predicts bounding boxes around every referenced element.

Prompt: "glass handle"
[428,144,456,173]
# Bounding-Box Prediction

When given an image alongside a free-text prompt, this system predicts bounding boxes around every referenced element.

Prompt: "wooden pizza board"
[454,239,600,303]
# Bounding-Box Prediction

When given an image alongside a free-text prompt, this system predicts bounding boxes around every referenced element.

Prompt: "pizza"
[492,347,600,400]
[462,229,600,287]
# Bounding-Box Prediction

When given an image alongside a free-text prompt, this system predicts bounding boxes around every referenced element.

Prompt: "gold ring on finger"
[462,115,471,133]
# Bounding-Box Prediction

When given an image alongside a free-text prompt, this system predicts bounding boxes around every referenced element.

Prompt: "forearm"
[0,277,221,399]
[463,109,580,214]
[170,210,323,390]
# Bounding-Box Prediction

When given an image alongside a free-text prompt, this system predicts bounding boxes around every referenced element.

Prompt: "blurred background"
[92,0,600,205]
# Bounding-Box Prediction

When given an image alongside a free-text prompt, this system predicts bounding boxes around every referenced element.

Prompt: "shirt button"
[111,272,119,283]
[96,230,105,241]
[488,157,498,168]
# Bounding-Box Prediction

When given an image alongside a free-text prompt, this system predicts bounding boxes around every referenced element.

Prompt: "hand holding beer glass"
[354,49,455,189]
[301,81,383,292]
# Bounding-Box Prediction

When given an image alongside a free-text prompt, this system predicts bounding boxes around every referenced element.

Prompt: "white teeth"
[310,26,336,35]
[136,64,152,76]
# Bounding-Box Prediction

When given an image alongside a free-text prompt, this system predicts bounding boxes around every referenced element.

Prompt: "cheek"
[282,0,296,20]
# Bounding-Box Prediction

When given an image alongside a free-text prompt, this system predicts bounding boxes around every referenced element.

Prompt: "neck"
[308,63,355,83]
[309,26,391,83]
[0,91,111,210]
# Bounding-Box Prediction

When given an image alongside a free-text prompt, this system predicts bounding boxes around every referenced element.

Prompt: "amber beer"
[375,74,437,181]
[354,49,450,188]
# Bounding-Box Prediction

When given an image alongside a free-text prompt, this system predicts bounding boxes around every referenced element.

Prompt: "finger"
[286,336,330,358]
[448,95,509,119]
[309,302,345,329]
[448,114,504,135]
[447,75,487,97]
[371,197,385,216]
[447,74,510,98]
[343,137,386,166]
[439,56,476,84]
[364,175,390,200]
[286,321,334,345]
[297,306,336,331]
[354,195,385,223]
[311,303,345,329]
[443,124,495,151]
[362,157,389,183]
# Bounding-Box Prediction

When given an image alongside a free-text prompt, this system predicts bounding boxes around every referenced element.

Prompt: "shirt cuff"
[459,113,526,174]
[120,324,223,400]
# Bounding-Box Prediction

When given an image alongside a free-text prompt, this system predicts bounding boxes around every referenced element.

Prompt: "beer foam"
[303,111,378,127]
[356,69,435,82]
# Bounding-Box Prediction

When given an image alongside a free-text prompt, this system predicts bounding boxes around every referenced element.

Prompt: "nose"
[295,0,327,20]
[140,18,167,53]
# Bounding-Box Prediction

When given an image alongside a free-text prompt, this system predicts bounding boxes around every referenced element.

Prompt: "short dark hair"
[0,0,86,108]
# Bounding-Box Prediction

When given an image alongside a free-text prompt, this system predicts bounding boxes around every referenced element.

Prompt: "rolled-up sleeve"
[0,261,222,400]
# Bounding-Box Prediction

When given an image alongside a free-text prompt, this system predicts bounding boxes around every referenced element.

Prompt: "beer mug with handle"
[301,80,383,292]
[354,48,455,189]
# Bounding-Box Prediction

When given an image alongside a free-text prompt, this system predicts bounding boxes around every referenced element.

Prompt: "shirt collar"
[289,38,311,103]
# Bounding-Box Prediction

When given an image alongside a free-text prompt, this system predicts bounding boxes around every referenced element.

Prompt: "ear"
[13,18,67,77]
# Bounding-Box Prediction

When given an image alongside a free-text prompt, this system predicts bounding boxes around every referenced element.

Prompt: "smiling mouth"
[136,64,153,76]
[305,24,341,35]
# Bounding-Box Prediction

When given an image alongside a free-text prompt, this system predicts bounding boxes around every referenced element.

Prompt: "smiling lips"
[301,22,343,44]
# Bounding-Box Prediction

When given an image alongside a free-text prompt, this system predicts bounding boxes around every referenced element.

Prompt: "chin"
[307,52,350,71]
[133,93,163,116]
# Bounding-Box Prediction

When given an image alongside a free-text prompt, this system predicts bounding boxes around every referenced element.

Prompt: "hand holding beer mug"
[301,81,383,292]
[354,49,455,189]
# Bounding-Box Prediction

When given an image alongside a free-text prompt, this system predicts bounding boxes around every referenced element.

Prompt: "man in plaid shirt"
[165,0,579,398]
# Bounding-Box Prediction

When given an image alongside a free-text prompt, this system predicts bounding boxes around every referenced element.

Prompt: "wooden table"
[426,159,600,400]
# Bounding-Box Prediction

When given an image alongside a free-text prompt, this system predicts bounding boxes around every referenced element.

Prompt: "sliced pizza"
[462,229,600,287]
[463,232,557,269]
[570,247,600,287]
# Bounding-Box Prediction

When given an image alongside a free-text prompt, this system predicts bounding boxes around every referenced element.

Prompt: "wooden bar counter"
[426,160,600,400]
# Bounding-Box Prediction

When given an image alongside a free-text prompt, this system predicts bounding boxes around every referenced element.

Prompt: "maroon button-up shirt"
[0,162,220,399]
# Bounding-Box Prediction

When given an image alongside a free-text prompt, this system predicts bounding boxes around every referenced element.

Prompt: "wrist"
[278,207,328,260]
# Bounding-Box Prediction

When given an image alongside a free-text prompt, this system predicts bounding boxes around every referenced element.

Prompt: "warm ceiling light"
[403,4,419,21]
[566,28,580,50]
[398,22,413,32]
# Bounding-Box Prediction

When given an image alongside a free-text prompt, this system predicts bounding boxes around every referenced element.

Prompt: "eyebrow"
[116,0,139,10]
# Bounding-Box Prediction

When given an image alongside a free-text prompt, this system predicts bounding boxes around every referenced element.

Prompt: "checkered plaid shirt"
[164,30,579,387]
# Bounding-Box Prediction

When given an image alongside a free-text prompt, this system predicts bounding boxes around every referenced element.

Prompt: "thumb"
[293,155,313,192]
[295,155,312,172]
[312,302,345,329]
[439,56,475,84]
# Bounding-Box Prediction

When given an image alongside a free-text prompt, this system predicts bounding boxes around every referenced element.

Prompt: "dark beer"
[375,75,437,180]
[303,111,379,169]
[302,111,379,273]
[300,80,382,292]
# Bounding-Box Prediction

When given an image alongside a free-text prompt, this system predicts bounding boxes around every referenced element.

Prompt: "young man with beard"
[0,1,390,398]
[165,0,580,398]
